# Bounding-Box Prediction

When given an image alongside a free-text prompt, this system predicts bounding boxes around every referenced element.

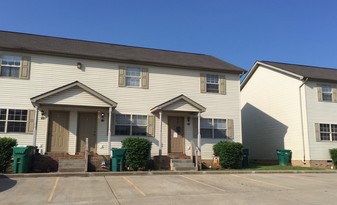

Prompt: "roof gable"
[241,61,337,90]
[151,94,206,113]
[31,81,117,107]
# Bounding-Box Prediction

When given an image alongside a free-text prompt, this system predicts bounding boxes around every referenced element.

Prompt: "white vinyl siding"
[305,81,337,160]
[241,65,305,161]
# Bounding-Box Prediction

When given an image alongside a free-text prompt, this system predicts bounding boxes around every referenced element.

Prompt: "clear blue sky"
[1,0,337,72]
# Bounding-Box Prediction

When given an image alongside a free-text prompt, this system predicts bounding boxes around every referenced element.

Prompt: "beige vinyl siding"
[0,52,241,159]
[304,81,337,160]
[163,99,200,112]
[39,87,110,107]
[241,65,306,161]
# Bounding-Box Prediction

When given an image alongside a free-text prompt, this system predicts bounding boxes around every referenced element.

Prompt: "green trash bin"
[13,145,35,173]
[111,148,126,172]
[277,149,292,166]
[242,149,249,168]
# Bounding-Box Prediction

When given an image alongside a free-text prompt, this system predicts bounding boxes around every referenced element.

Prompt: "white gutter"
[299,78,309,162]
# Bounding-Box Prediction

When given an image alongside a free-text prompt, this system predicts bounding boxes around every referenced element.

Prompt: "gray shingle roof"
[0,30,245,73]
[261,61,337,82]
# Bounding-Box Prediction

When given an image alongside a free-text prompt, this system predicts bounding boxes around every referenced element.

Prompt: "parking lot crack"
[104,176,122,205]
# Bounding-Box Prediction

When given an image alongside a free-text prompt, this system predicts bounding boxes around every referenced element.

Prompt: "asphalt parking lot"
[1,173,337,205]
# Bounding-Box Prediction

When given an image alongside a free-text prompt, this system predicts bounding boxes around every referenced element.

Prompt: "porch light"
[77,62,82,69]
[101,113,105,122]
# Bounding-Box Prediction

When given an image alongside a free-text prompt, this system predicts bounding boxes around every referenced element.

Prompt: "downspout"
[108,107,112,157]
[299,78,308,163]
[159,111,163,156]
[32,106,39,147]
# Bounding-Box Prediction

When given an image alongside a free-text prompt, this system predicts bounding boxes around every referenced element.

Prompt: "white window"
[126,67,141,87]
[322,85,332,102]
[1,55,21,77]
[200,118,226,138]
[319,123,337,141]
[115,114,147,136]
[206,74,219,93]
[0,108,28,133]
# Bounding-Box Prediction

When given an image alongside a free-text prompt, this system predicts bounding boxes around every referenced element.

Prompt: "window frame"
[0,108,28,133]
[125,67,141,87]
[0,55,22,78]
[200,118,227,139]
[319,123,337,141]
[322,84,332,102]
[206,74,220,93]
[115,114,148,136]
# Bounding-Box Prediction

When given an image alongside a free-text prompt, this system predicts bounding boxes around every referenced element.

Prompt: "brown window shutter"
[141,68,149,89]
[332,85,337,103]
[317,84,323,101]
[219,75,226,95]
[200,73,206,93]
[315,123,321,141]
[227,119,234,139]
[193,118,198,138]
[26,110,35,133]
[111,114,116,135]
[118,66,126,87]
[147,115,155,137]
[20,56,31,79]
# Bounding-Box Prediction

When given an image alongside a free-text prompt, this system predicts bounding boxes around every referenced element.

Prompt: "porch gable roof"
[30,81,117,107]
[151,94,206,113]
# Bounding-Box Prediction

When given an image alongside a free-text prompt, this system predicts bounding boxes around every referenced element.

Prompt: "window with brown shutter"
[0,55,31,79]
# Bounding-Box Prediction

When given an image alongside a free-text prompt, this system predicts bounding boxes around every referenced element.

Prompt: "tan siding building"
[0,31,244,169]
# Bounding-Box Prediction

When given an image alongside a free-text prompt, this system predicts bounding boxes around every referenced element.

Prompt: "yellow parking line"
[180,175,227,192]
[48,177,60,202]
[231,174,294,190]
[122,176,146,196]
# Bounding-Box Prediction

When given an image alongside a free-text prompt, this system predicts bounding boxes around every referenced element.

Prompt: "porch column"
[107,107,112,156]
[159,111,163,156]
[197,112,201,155]
[32,106,39,147]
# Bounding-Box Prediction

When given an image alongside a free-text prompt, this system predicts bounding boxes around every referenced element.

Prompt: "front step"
[58,158,86,172]
[170,159,196,171]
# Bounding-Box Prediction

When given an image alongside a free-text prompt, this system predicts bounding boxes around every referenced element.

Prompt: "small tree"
[122,137,152,171]
[0,137,17,173]
[213,141,243,169]
[329,148,337,168]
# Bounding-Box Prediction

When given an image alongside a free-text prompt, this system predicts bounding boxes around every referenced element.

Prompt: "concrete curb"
[2,170,337,178]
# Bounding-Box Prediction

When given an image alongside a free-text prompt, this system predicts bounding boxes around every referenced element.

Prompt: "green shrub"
[122,137,152,171]
[0,137,17,173]
[213,141,243,169]
[329,148,337,167]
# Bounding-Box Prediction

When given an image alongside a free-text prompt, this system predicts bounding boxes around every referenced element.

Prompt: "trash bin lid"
[13,146,28,154]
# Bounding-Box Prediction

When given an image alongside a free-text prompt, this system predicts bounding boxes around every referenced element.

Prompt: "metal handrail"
[191,141,201,171]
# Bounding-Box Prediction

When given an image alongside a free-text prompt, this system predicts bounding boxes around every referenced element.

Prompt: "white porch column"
[197,112,201,155]
[32,106,39,147]
[159,111,163,156]
[107,107,112,156]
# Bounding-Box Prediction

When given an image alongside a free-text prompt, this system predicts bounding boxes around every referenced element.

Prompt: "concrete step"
[58,159,86,172]
[172,163,195,167]
[173,166,197,171]
[171,159,193,163]
[170,158,195,171]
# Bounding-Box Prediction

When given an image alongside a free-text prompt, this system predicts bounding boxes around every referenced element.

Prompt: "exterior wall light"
[77,62,82,69]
